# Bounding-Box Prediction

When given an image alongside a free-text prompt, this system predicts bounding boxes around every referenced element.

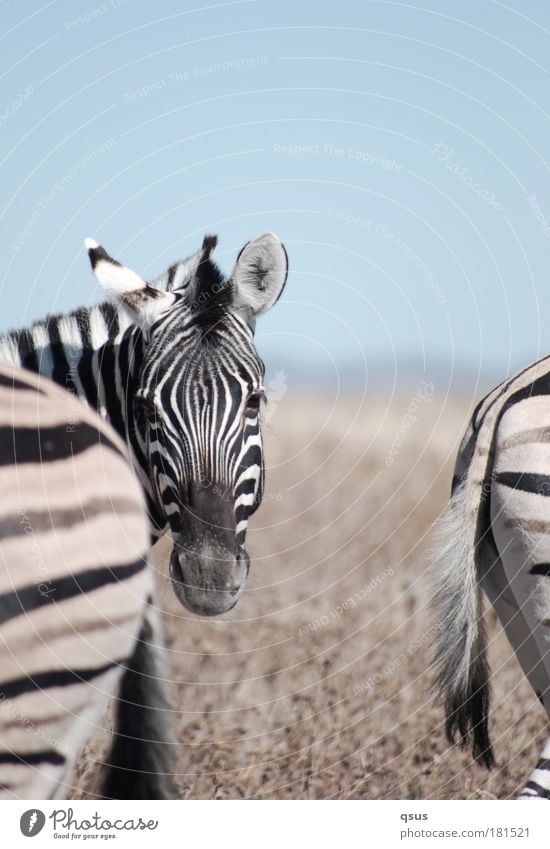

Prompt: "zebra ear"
[231,233,288,318]
[85,239,175,330]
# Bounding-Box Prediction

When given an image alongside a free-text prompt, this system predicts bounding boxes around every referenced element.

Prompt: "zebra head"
[85,233,287,616]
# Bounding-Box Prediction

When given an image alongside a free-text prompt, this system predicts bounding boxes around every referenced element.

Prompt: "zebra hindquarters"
[101,602,177,800]
[0,368,152,799]
[488,399,550,721]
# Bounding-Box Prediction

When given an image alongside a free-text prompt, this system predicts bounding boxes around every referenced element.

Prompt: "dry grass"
[73,389,548,800]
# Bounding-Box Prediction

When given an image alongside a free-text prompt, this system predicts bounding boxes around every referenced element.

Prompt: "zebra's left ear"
[85,239,175,332]
[231,232,288,318]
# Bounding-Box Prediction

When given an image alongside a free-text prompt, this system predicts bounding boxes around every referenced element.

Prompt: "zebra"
[430,355,550,799]
[0,232,288,617]
[0,364,175,800]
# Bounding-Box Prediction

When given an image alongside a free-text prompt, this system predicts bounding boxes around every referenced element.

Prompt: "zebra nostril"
[226,554,249,596]
[237,549,251,577]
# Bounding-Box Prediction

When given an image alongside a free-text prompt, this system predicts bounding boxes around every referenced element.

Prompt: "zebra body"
[431,355,550,799]
[0,365,174,799]
[0,232,288,616]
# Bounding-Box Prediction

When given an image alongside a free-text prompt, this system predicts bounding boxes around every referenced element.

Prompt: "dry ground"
[74,388,548,800]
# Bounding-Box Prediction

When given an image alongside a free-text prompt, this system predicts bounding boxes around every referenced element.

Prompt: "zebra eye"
[245,391,264,416]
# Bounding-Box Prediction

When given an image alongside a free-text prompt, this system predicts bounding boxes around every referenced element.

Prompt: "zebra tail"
[429,481,494,769]
[101,602,177,799]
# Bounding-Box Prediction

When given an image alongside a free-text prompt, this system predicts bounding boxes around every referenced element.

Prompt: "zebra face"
[86,233,288,616]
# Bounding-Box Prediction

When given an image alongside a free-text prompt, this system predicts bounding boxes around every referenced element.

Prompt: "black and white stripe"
[0,366,174,799]
[0,232,288,617]
[430,355,550,799]
[517,737,550,800]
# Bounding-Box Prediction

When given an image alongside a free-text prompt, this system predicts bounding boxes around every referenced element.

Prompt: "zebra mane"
[156,234,235,332]
[153,237,216,297]
[192,236,235,330]
[3,300,128,359]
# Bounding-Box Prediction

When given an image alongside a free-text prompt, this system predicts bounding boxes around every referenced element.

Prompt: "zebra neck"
[0,304,168,537]
[0,301,142,434]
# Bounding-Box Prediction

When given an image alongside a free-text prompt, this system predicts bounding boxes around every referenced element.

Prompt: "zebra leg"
[100,599,177,800]
[517,737,550,799]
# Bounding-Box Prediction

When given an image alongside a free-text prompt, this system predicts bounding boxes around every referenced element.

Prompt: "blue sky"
[1,0,550,391]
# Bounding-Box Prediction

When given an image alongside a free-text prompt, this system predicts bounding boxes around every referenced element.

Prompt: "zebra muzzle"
[167,481,251,616]
[169,545,249,616]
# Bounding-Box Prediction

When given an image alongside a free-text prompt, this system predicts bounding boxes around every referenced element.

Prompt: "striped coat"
[431,355,550,798]
[0,366,174,799]
[0,232,289,618]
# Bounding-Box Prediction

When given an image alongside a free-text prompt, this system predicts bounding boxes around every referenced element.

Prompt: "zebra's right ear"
[85,239,175,331]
